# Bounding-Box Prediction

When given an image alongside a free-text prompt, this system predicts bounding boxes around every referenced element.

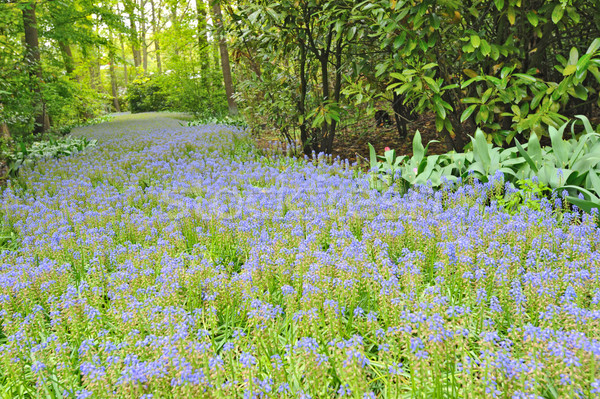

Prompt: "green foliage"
[187,114,248,129]
[494,179,552,215]
[126,76,168,114]
[126,72,228,116]
[350,0,600,149]
[230,0,355,154]
[370,116,600,213]
[460,40,600,144]
[3,136,97,177]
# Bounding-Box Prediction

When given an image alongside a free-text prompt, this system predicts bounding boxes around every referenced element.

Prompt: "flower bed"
[0,114,598,398]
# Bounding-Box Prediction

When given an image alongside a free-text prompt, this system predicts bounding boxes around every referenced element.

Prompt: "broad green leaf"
[507,7,516,25]
[412,130,425,165]
[573,84,588,100]
[368,143,378,172]
[527,11,539,27]
[480,40,491,56]
[470,35,481,48]
[587,38,600,54]
[563,64,576,76]
[569,47,579,65]
[472,129,491,173]
[461,104,477,123]
[434,100,446,119]
[552,4,564,23]
[588,169,600,195]
[515,139,538,173]
[549,122,569,167]
[565,196,600,214]
[513,73,537,82]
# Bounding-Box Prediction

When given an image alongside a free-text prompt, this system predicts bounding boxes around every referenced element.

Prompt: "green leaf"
[435,115,444,131]
[552,4,564,23]
[587,168,600,195]
[434,100,446,119]
[569,47,579,66]
[548,123,569,167]
[575,115,596,134]
[461,104,477,123]
[494,0,504,10]
[515,139,538,173]
[513,73,537,82]
[472,129,491,173]
[507,6,516,25]
[470,35,481,48]
[563,64,577,76]
[412,130,425,165]
[480,40,491,56]
[368,143,378,172]
[587,38,600,55]
[573,84,588,100]
[527,11,539,27]
[565,196,600,214]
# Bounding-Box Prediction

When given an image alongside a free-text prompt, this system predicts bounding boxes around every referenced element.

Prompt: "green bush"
[125,72,228,116]
[369,115,600,214]
[3,136,97,177]
[126,76,168,113]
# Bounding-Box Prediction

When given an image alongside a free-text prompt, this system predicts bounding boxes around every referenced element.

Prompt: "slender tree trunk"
[0,122,9,141]
[196,0,209,79]
[298,44,309,156]
[109,50,121,112]
[119,34,129,86]
[125,1,142,70]
[211,0,237,115]
[22,2,48,133]
[151,0,162,73]
[324,35,343,154]
[0,102,10,140]
[171,4,179,57]
[59,41,75,75]
[139,0,148,72]
[115,2,129,84]
[96,53,103,89]
[88,65,97,90]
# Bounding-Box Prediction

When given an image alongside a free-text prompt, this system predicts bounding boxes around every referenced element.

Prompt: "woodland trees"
[0,0,231,145]
[1,0,599,155]
[230,0,600,153]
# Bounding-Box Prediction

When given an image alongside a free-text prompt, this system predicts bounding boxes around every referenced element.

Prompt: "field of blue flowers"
[1,113,599,398]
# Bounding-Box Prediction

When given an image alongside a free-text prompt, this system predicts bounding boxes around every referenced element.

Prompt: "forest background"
[1,0,599,158]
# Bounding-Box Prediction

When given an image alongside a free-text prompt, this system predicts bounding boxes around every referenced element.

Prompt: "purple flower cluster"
[0,114,599,397]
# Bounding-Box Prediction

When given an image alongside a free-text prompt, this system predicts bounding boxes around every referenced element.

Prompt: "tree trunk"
[196,0,210,87]
[124,1,142,70]
[298,44,309,156]
[211,0,238,115]
[151,0,162,74]
[0,122,9,141]
[109,50,121,112]
[22,2,48,134]
[171,4,179,57]
[119,34,129,86]
[115,2,129,84]
[0,102,10,141]
[139,0,148,72]
[59,41,75,75]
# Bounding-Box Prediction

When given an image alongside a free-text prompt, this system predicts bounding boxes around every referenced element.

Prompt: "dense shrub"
[126,76,168,113]
[125,71,228,116]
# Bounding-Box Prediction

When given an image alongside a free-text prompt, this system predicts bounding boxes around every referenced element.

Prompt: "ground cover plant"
[3,136,97,178]
[368,116,600,212]
[1,113,600,398]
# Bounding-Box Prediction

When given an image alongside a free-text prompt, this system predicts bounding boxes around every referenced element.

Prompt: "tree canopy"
[0,0,599,154]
